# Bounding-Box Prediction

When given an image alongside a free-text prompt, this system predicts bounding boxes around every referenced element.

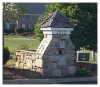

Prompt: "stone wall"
[15,50,35,69]
[15,35,76,77]
[16,50,44,75]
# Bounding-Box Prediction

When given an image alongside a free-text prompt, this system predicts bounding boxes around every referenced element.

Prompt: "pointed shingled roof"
[41,10,74,28]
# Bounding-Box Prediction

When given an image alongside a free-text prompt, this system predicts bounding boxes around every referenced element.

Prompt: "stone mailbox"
[34,10,76,77]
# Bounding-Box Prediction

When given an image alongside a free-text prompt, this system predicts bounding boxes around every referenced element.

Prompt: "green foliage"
[34,3,61,41]
[15,27,25,34]
[34,3,97,51]
[3,3,27,23]
[6,59,15,65]
[76,68,89,77]
[3,47,10,65]
[70,3,97,51]
[45,3,61,13]
[34,24,44,41]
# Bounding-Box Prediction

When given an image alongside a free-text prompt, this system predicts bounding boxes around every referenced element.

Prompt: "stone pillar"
[15,10,76,77]
[34,34,76,77]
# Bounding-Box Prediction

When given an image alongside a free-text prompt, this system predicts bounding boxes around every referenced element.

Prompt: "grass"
[4,34,40,65]
[6,59,16,66]
[4,35,40,53]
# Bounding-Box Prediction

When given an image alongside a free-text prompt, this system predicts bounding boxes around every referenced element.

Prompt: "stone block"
[20,55,24,62]
[24,53,27,56]
[57,56,66,66]
[48,63,57,69]
[32,61,35,67]
[41,49,46,55]
[66,50,75,54]
[36,68,43,73]
[66,61,75,66]
[26,59,32,69]
[35,55,39,59]
[16,51,21,56]
[43,69,53,76]
[31,55,36,60]
[39,55,42,59]
[68,66,76,75]
[23,65,28,69]
[28,55,32,59]
[46,47,58,55]
[23,64,26,69]
[16,55,21,62]
[53,69,61,76]
[42,55,48,59]
[61,66,69,76]
[19,63,24,69]
[31,68,35,71]
[48,55,57,62]
[35,59,43,67]
[25,55,29,59]
[15,62,19,68]
[23,60,26,64]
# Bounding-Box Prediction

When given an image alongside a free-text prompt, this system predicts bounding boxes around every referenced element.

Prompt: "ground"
[3,65,41,80]
[3,62,97,80]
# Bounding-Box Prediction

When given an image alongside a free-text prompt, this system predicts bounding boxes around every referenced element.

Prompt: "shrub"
[4,29,14,34]
[10,51,16,59]
[76,68,89,77]
[10,33,15,35]
[3,47,10,65]
[6,59,15,66]
[4,33,8,35]
[15,27,25,34]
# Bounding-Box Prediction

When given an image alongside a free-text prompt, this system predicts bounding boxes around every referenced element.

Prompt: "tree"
[70,3,97,51]
[34,3,62,40]
[34,3,79,40]
[34,3,97,51]
[3,3,27,23]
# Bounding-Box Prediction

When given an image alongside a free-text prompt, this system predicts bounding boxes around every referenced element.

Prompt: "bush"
[4,29,14,34]
[4,33,8,35]
[6,59,15,66]
[24,29,34,32]
[76,68,89,77]
[15,27,25,34]
[10,51,16,59]
[10,33,15,35]
[3,47,10,65]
